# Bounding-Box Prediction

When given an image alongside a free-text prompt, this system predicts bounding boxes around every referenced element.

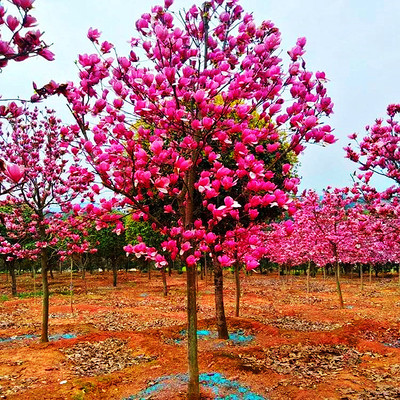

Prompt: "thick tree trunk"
[234,261,240,317]
[112,257,117,287]
[306,260,311,294]
[9,260,17,297]
[161,266,168,296]
[41,247,50,342]
[213,257,229,339]
[369,264,372,284]
[360,264,364,291]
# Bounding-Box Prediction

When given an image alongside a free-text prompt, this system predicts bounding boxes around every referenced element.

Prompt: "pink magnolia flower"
[186,255,197,266]
[88,27,101,43]
[217,255,233,267]
[5,163,24,183]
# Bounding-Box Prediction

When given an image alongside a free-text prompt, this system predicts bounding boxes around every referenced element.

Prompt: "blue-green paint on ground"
[0,334,36,342]
[49,333,77,340]
[0,333,76,343]
[178,330,254,345]
[124,372,266,400]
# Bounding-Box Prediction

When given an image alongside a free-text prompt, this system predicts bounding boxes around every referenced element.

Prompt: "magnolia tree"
[38,0,334,396]
[289,189,361,308]
[226,225,269,317]
[0,107,95,342]
[0,0,54,192]
[345,104,400,195]
[345,104,400,279]
[0,202,34,295]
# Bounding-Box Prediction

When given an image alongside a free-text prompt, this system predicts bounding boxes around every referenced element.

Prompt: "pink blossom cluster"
[0,0,53,68]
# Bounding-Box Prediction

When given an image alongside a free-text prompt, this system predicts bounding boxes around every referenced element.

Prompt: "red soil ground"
[0,270,400,399]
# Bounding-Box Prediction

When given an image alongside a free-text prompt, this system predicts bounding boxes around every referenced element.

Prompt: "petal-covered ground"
[0,271,400,399]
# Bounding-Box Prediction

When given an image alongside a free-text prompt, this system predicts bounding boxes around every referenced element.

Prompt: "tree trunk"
[161,266,168,296]
[323,265,326,280]
[41,247,50,342]
[333,245,344,309]
[49,261,54,279]
[9,260,17,297]
[360,264,364,291]
[306,260,311,294]
[184,145,200,399]
[186,262,199,399]
[213,257,229,339]
[32,265,37,303]
[148,264,151,281]
[398,263,400,287]
[200,259,204,281]
[112,257,117,287]
[369,264,372,284]
[234,261,240,317]
[70,259,74,314]
[204,254,208,286]
[81,257,86,280]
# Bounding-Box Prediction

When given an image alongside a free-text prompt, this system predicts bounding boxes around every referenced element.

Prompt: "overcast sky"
[2,0,399,192]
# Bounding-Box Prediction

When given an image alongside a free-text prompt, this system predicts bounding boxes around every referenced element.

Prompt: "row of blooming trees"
[268,185,400,308]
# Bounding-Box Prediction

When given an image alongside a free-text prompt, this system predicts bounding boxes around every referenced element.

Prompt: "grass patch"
[0,294,9,302]
[17,290,43,298]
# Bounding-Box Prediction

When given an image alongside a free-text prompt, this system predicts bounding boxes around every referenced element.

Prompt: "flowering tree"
[345,104,400,194]
[0,202,34,295]
[38,0,334,396]
[1,0,54,192]
[88,216,126,287]
[289,189,360,308]
[345,104,400,281]
[0,107,94,342]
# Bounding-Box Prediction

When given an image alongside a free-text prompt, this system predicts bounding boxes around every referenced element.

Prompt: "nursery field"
[0,271,400,400]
